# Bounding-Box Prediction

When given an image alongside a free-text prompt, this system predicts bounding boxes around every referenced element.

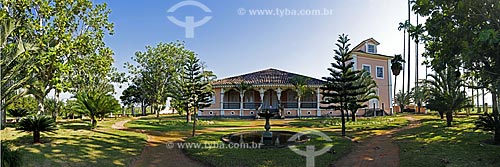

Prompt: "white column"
[276,88,282,103]
[316,88,321,117]
[388,60,393,115]
[240,91,244,117]
[220,89,225,116]
[259,88,265,110]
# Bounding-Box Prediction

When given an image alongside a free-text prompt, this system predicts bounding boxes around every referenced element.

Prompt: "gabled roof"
[213,68,325,87]
[351,38,380,52]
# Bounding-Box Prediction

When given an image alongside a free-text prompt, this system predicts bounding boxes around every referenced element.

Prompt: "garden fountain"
[258,110,275,145]
[221,110,310,148]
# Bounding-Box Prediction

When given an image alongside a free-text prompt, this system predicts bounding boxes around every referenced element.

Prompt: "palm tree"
[7,108,31,122]
[232,81,252,117]
[347,71,379,121]
[391,54,405,114]
[290,76,312,118]
[425,68,472,126]
[398,21,409,94]
[395,90,412,113]
[1,16,37,128]
[72,91,121,127]
[398,20,411,94]
[412,82,429,114]
[17,115,57,143]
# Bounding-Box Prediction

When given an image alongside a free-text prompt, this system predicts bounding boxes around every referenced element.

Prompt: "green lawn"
[394,115,500,167]
[125,115,252,131]
[1,118,147,167]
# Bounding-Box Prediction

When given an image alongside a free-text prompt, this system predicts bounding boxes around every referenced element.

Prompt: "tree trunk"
[192,108,197,137]
[298,97,301,118]
[351,110,356,122]
[346,110,350,121]
[37,98,44,115]
[186,110,192,123]
[439,111,444,119]
[393,75,397,115]
[54,90,60,120]
[141,102,146,116]
[445,111,453,127]
[492,92,499,143]
[341,109,346,136]
[91,117,97,127]
[34,130,41,143]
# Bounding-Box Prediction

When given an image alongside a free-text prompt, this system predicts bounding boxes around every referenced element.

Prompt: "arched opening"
[223,89,240,109]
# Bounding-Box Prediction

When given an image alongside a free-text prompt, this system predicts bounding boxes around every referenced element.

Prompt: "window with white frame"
[362,64,371,74]
[376,66,384,79]
[367,44,376,53]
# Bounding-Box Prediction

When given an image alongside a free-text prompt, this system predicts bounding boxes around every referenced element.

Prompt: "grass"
[125,115,252,131]
[0,117,147,167]
[394,115,500,167]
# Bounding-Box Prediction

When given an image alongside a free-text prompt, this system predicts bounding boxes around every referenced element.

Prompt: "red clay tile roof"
[213,68,325,87]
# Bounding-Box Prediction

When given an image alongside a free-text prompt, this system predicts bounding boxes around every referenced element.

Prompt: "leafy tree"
[391,54,405,114]
[425,68,472,126]
[181,53,214,136]
[412,0,500,143]
[6,95,37,113]
[126,42,188,118]
[17,115,57,143]
[347,71,379,121]
[120,84,143,116]
[72,91,121,127]
[395,90,412,113]
[321,34,364,136]
[290,76,313,118]
[1,0,114,116]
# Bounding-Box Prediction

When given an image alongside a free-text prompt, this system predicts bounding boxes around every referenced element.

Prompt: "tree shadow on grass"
[8,127,147,167]
[394,117,500,167]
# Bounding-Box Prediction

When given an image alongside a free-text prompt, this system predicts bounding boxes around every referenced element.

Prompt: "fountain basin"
[221,131,310,148]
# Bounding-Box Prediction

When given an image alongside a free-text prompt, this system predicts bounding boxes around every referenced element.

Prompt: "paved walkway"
[332,117,421,167]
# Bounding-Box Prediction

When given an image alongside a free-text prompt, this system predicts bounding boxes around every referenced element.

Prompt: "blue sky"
[84,0,487,103]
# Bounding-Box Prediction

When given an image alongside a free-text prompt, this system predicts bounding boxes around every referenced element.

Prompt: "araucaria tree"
[180,53,214,137]
[347,71,379,121]
[321,34,365,136]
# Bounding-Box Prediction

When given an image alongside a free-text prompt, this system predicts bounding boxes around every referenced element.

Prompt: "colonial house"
[199,38,393,117]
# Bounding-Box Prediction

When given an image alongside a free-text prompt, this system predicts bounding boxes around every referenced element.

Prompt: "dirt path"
[111,118,205,167]
[332,117,421,167]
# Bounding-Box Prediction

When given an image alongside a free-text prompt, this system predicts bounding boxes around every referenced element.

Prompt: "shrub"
[17,115,57,143]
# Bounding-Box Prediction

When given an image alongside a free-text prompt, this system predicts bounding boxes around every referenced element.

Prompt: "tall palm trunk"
[402,32,406,94]
[393,75,397,114]
[415,15,419,111]
[407,0,411,94]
